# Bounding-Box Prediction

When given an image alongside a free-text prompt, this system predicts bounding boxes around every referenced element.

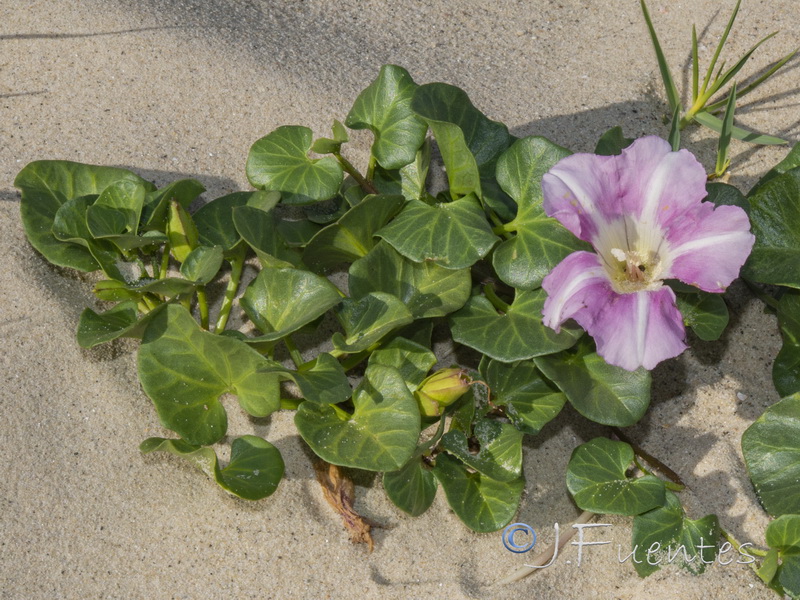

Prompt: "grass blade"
[693,110,786,145]
[705,46,797,112]
[692,25,699,102]
[707,32,778,98]
[640,0,681,112]
[715,82,737,176]
[701,0,741,95]
[668,104,681,151]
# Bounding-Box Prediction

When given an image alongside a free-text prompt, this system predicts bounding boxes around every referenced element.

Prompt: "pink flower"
[540,136,754,371]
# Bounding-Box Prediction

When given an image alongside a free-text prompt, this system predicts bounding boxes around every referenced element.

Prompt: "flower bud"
[414,368,471,417]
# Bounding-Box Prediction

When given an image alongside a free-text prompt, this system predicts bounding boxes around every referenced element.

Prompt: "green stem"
[197,287,209,330]
[280,398,303,410]
[284,336,304,369]
[334,151,378,194]
[721,527,768,558]
[484,284,511,313]
[612,427,686,487]
[366,154,377,181]
[486,208,515,240]
[159,244,171,280]
[214,247,246,333]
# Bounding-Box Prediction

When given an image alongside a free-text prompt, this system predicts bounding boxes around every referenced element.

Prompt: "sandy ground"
[1,1,798,598]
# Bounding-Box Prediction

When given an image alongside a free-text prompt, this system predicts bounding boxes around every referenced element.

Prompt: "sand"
[1,1,798,598]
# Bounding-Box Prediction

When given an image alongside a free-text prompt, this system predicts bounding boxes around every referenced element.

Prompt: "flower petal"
[542,153,620,242]
[542,251,610,332]
[590,287,687,371]
[664,203,755,292]
[616,137,708,229]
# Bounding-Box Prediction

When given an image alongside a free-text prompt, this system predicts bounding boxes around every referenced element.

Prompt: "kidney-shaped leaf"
[368,336,436,392]
[377,195,499,269]
[332,292,413,353]
[743,394,800,517]
[295,364,421,471]
[140,435,284,500]
[345,64,427,170]
[412,82,511,196]
[138,305,281,446]
[744,167,800,288]
[632,490,719,577]
[492,136,589,290]
[535,341,651,427]
[240,267,342,341]
[349,241,470,318]
[261,353,351,405]
[774,292,800,398]
[480,358,566,435]
[246,125,343,203]
[76,301,168,348]
[383,457,438,517]
[450,289,582,362]
[566,437,666,515]
[303,193,405,272]
[15,160,154,271]
[432,453,524,533]
[441,418,523,482]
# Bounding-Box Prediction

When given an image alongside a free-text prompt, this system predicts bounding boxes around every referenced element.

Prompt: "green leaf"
[479,358,566,435]
[779,556,800,599]
[345,65,427,169]
[441,418,523,482]
[383,457,438,517]
[631,491,719,576]
[535,341,651,427]
[693,110,786,145]
[277,218,322,247]
[492,136,589,290]
[246,126,343,203]
[639,0,680,112]
[432,453,524,533]
[179,245,223,284]
[767,514,800,554]
[261,353,351,405]
[742,393,800,517]
[566,437,666,515]
[450,289,582,362]
[714,81,737,176]
[303,194,405,272]
[752,144,800,193]
[138,305,281,445]
[368,336,436,392]
[705,182,748,211]
[140,435,284,500]
[193,191,253,252]
[594,126,634,156]
[674,290,729,341]
[233,205,300,268]
[411,82,511,184]
[141,179,206,231]
[14,160,154,271]
[311,119,350,155]
[775,292,800,397]
[76,301,167,348]
[240,267,342,341]
[744,168,800,287]
[86,179,147,238]
[372,139,431,201]
[332,292,413,353]
[51,195,127,280]
[377,195,499,269]
[295,364,420,471]
[349,241,471,318]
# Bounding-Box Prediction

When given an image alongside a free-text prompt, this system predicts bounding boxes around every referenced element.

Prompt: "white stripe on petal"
[669,231,749,258]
